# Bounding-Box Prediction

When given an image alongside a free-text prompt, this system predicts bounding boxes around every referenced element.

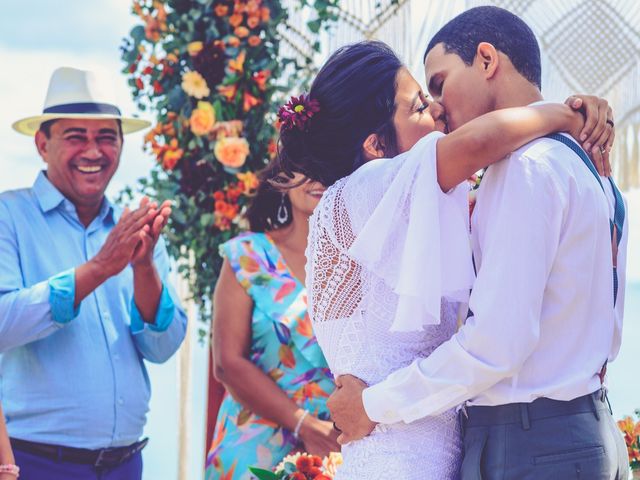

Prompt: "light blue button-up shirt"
[0,172,187,449]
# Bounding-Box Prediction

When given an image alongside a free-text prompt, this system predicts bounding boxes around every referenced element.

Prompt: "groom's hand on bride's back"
[328,375,377,445]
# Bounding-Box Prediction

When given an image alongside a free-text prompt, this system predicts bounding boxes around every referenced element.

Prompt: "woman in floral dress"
[205,160,339,480]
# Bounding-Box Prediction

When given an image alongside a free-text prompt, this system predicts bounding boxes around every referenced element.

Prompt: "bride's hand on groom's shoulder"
[328,375,378,445]
[565,94,615,176]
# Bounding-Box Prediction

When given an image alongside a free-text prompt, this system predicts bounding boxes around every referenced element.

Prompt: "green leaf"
[283,462,296,474]
[199,213,213,227]
[167,85,187,111]
[130,25,146,43]
[307,18,322,33]
[248,467,279,480]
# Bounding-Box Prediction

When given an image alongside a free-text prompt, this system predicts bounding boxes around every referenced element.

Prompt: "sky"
[0,0,154,197]
[1,2,639,478]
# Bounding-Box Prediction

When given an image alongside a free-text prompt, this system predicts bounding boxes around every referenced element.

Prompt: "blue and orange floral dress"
[205,232,335,480]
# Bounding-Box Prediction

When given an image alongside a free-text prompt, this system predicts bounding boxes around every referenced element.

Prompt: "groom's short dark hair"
[424,6,542,89]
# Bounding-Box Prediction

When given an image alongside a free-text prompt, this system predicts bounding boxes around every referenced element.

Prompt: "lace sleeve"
[306,180,364,324]
[348,132,474,331]
[308,131,474,332]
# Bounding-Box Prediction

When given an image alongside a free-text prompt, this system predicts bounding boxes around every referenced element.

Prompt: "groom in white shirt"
[328,6,629,479]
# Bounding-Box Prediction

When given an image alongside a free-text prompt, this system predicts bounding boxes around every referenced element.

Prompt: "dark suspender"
[545,133,625,306]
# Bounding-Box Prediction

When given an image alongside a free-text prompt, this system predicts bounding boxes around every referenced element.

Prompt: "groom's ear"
[362,133,386,161]
[475,42,499,80]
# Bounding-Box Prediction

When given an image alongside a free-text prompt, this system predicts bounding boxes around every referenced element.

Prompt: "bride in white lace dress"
[274,41,591,479]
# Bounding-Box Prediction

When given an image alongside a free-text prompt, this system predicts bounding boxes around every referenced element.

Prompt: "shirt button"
[103,312,111,320]
[113,354,120,361]
[118,397,124,406]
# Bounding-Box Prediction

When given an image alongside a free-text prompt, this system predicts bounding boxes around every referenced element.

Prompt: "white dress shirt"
[363,134,628,424]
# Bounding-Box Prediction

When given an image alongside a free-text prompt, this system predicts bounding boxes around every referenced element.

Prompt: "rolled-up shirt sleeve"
[130,236,187,363]
[130,284,175,333]
[363,154,563,424]
[0,202,81,352]
[49,268,81,324]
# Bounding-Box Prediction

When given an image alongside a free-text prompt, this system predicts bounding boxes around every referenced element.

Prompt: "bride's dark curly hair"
[276,41,404,187]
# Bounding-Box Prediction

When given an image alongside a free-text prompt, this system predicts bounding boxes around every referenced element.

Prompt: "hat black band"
[43,102,121,116]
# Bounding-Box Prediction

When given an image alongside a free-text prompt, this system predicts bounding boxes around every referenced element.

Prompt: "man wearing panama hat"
[0,67,187,479]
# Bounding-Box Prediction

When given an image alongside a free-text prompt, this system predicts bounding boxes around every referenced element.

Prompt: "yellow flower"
[187,41,204,56]
[236,171,259,193]
[214,137,250,169]
[190,101,216,136]
[323,452,343,477]
[181,70,210,99]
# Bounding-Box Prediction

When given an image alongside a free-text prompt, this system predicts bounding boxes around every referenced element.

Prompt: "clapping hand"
[131,197,172,269]
[92,200,155,277]
[92,197,171,277]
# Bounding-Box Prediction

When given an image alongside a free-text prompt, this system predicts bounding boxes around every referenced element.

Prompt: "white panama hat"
[12,66,150,136]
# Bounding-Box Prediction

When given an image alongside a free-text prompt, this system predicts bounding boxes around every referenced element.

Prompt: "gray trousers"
[460,390,629,480]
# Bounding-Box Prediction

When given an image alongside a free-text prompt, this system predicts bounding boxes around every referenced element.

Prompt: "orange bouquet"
[250,452,342,480]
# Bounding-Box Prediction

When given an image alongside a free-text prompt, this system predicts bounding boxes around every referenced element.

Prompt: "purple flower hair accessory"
[277,93,320,132]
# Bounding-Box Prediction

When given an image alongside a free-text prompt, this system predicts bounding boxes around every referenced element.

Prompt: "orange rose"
[226,35,241,47]
[246,0,260,14]
[260,6,270,22]
[248,35,261,47]
[214,137,250,168]
[214,4,229,16]
[234,26,250,38]
[247,15,260,29]
[233,1,247,14]
[229,13,243,27]
[190,101,216,136]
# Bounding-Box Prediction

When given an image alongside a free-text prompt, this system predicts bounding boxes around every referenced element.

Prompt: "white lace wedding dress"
[306,132,474,479]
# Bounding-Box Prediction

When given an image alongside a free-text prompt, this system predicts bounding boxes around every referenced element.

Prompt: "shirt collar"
[32,170,115,224]
[33,171,65,213]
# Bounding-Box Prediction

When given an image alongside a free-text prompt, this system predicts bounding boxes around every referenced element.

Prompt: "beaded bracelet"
[293,410,309,439]
[0,464,19,477]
